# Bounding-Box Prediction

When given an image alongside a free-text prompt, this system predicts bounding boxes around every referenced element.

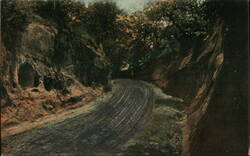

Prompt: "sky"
[82,0,158,12]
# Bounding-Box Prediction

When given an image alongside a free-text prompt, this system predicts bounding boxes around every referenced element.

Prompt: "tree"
[84,2,122,43]
[145,0,209,40]
[1,0,30,50]
[33,0,86,28]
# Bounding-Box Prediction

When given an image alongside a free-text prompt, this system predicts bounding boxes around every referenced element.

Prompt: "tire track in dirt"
[1,79,154,155]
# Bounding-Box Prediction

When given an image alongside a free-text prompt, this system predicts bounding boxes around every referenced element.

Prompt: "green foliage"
[145,0,209,39]
[1,0,30,50]
[84,2,122,43]
[32,0,119,85]
[33,0,121,41]
[1,0,212,84]
[33,0,86,28]
[122,0,210,74]
[82,2,126,74]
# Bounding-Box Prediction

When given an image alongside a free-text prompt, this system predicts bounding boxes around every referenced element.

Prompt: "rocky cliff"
[147,4,248,156]
[0,1,248,156]
[0,19,102,131]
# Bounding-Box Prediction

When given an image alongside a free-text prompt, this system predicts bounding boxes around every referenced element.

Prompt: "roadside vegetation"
[1,0,212,85]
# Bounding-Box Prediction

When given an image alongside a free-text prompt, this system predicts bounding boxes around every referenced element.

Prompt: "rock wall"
[0,21,101,130]
[147,16,248,156]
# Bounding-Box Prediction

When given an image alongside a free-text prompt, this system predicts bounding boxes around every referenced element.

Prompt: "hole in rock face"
[43,76,64,91]
[18,63,40,88]
[0,86,7,98]
[43,77,54,91]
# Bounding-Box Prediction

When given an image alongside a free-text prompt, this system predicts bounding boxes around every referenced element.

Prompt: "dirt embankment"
[0,21,102,131]
[146,14,248,156]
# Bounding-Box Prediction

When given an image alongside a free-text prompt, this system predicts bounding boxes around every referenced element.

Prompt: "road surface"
[1,79,155,155]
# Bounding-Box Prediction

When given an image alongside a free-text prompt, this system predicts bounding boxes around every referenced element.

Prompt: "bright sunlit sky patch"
[82,0,158,12]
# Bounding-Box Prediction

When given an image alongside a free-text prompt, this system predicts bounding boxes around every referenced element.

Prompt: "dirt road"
[1,79,155,155]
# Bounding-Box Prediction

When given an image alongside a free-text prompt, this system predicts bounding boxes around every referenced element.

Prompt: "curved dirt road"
[2,79,154,155]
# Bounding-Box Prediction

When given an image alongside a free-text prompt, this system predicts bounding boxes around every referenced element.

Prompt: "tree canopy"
[1,0,212,84]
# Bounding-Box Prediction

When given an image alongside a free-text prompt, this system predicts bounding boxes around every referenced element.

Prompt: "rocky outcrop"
[0,2,247,155]
[0,21,101,130]
[147,17,248,156]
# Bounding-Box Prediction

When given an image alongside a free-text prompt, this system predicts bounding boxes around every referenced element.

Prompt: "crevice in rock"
[18,63,40,88]
[43,76,64,91]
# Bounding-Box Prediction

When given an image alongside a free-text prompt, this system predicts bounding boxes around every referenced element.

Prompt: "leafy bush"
[84,2,122,43]
[1,0,212,84]
[33,0,86,28]
[145,0,209,40]
[122,0,210,74]
[1,0,30,50]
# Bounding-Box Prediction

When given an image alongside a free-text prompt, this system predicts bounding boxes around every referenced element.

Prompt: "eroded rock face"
[146,18,248,156]
[20,22,56,58]
[0,21,102,130]
[18,63,40,88]
[151,23,224,155]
